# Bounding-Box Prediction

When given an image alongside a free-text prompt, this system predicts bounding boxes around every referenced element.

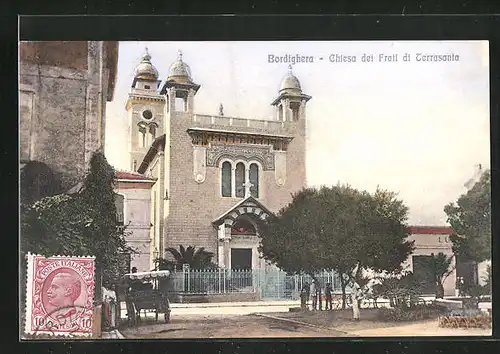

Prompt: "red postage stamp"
[24,253,96,337]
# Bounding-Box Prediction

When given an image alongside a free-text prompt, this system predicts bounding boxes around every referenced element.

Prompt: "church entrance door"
[231,248,252,270]
[231,248,252,288]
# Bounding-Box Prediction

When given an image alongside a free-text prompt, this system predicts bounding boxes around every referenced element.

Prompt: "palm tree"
[431,252,455,299]
[164,245,216,270]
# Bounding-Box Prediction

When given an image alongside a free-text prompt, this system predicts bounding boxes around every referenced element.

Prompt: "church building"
[123,49,310,271]
[117,48,457,299]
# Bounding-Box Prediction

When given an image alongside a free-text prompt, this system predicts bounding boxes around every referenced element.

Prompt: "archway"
[212,196,273,270]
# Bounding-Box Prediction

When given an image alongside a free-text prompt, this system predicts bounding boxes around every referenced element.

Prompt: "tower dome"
[167,50,193,84]
[279,65,302,95]
[134,48,159,81]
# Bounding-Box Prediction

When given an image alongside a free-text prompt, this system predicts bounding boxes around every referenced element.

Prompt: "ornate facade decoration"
[206,143,275,170]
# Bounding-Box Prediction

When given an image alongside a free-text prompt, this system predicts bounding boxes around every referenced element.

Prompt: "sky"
[105,40,490,226]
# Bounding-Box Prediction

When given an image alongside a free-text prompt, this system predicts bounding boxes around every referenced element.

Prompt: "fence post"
[223,268,226,293]
[294,274,299,299]
[218,267,221,293]
[183,264,190,293]
[277,270,280,299]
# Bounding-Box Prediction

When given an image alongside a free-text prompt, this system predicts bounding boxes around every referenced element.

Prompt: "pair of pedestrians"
[301,281,334,311]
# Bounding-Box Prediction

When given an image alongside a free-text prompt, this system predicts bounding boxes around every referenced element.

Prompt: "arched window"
[149,124,156,143]
[235,162,245,198]
[249,163,259,198]
[231,219,256,235]
[138,125,147,148]
[290,102,300,121]
[221,161,232,197]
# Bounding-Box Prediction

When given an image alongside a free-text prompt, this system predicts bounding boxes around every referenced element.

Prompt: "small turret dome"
[167,50,193,84]
[279,65,302,95]
[134,48,159,81]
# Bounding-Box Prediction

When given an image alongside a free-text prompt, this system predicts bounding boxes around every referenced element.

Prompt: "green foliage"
[372,272,429,309]
[439,313,492,329]
[259,188,325,276]
[377,303,447,322]
[444,170,491,263]
[430,252,455,298]
[459,280,490,309]
[259,184,414,282]
[20,152,135,291]
[20,161,63,205]
[482,264,491,295]
[157,245,217,271]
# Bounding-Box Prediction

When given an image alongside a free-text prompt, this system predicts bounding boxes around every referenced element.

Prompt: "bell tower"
[126,48,165,171]
[160,50,201,115]
[271,65,311,122]
[271,65,311,189]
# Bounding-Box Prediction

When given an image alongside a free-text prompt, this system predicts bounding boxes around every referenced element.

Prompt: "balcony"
[192,114,288,136]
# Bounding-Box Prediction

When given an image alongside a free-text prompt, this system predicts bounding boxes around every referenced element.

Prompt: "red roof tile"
[408,226,454,235]
[114,170,155,181]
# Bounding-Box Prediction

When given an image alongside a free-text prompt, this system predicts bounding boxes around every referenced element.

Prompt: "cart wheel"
[164,311,170,323]
[155,310,159,321]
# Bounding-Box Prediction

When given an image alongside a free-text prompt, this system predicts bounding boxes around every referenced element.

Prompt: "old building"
[124,50,309,270]
[406,226,456,296]
[114,170,156,272]
[118,48,458,297]
[19,41,118,191]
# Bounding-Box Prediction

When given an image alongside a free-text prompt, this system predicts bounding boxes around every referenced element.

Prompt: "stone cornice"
[186,128,293,151]
[125,94,165,110]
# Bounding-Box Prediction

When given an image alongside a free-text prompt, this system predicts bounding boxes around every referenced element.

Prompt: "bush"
[377,303,447,322]
[439,311,491,329]
[372,271,431,309]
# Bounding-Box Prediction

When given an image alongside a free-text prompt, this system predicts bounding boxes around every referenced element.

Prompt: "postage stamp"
[24,253,96,337]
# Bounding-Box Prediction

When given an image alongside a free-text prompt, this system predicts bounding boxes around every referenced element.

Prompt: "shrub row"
[439,313,491,329]
[377,304,447,322]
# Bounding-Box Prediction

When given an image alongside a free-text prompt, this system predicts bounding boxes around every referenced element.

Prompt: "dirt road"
[120,313,350,339]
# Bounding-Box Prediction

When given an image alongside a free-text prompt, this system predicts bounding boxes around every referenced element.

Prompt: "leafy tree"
[259,188,327,277]
[157,245,217,271]
[483,264,491,296]
[444,170,491,263]
[372,271,428,309]
[259,184,415,314]
[20,152,135,301]
[431,253,455,299]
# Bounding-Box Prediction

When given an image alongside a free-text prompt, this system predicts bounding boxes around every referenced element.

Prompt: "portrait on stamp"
[24,254,95,336]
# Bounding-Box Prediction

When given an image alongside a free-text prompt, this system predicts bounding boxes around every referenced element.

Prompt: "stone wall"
[19,63,88,190]
[19,41,117,191]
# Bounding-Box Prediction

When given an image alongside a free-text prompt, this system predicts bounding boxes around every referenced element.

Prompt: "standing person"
[300,282,310,311]
[310,280,317,311]
[317,281,323,311]
[325,283,333,310]
[352,282,361,320]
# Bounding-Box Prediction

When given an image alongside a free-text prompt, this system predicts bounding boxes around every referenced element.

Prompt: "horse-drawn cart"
[120,270,172,326]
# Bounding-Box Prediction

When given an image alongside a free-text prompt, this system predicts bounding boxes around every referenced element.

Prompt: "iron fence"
[169,268,351,300]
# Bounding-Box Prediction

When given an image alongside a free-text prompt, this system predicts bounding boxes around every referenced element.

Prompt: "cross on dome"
[288,64,293,75]
[177,50,183,61]
[142,47,151,61]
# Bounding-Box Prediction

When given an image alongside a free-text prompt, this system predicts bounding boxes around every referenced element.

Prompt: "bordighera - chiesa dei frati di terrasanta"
[114,49,310,272]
